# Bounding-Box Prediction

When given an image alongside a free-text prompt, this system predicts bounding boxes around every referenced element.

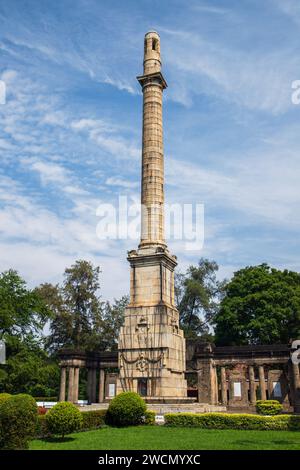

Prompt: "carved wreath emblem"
[136,353,148,372]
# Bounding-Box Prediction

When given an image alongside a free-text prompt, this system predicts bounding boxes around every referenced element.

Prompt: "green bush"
[0,394,38,449]
[36,414,51,438]
[106,392,147,427]
[164,412,300,431]
[256,400,283,415]
[143,410,156,425]
[81,410,107,430]
[46,402,83,438]
[0,393,12,405]
[34,396,57,402]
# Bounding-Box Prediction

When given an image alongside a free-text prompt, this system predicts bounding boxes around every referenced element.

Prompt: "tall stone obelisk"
[118,31,187,399]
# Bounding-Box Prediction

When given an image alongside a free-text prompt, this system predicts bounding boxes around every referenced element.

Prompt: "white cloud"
[162,28,298,113]
[105,177,139,189]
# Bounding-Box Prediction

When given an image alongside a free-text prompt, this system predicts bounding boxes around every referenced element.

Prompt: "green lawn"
[30,426,300,450]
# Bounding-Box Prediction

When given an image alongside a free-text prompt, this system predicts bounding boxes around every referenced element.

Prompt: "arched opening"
[152,38,158,51]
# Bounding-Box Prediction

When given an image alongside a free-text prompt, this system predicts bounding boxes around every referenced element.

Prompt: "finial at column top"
[143,30,161,75]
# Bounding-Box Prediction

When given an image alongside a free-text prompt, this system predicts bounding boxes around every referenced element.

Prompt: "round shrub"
[0,394,38,449]
[0,393,11,405]
[106,392,147,427]
[256,400,283,415]
[46,402,83,438]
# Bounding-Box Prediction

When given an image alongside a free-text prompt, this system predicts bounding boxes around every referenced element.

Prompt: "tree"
[35,283,73,354]
[98,296,128,350]
[38,260,128,353]
[175,259,224,339]
[63,260,102,349]
[214,264,300,345]
[0,270,59,396]
[0,269,49,349]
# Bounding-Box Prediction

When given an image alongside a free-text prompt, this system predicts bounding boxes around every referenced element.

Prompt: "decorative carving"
[136,353,149,372]
[171,319,179,334]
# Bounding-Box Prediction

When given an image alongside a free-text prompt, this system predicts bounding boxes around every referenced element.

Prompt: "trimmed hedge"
[144,410,156,425]
[46,402,83,438]
[34,397,57,402]
[164,412,300,431]
[36,409,107,437]
[0,394,38,449]
[81,410,107,430]
[106,392,147,427]
[0,393,12,405]
[256,400,283,415]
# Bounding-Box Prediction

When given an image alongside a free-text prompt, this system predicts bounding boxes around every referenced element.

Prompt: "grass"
[30,426,300,450]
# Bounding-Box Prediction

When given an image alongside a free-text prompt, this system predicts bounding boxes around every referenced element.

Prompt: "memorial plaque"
[233,382,242,397]
[108,383,116,397]
[273,381,282,398]
[155,414,165,424]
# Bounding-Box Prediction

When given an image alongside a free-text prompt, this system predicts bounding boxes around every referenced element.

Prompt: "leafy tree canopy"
[175,258,224,339]
[214,264,300,345]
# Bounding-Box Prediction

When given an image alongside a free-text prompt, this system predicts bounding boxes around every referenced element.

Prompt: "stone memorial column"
[59,367,66,402]
[258,365,266,400]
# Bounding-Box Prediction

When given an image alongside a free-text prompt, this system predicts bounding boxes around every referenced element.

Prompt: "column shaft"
[249,366,256,405]
[73,367,79,403]
[59,367,66,402]
[220,367,227,405]
[67,367,74,402]
[98,369,105,403]
[91,368,97,403]
[258,365,266,400]
[292,363,300,412]
[249,366,256,404]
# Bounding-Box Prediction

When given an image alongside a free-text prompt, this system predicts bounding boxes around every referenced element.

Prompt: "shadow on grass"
[41,436,76,443]
[236,439,299,448]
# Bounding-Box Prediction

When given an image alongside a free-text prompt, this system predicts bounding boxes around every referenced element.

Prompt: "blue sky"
[0,0,300,299]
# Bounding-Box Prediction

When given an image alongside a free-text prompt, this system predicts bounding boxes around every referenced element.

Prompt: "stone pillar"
[258,365,266,400]
[87,369,93,403]
[73,367,79,403]
[292,363,300,412]
[249,365,256,404]
[137,31,166,248]
[220,367,227,405]
[98,369,105,403]
[91,368,97,403]
[67,367,74,402]
[214,366,218,404]
[59,367,66,402]
[198,359,217,404]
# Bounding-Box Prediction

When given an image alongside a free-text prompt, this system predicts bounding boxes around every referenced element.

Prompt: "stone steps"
[80,402,226,414]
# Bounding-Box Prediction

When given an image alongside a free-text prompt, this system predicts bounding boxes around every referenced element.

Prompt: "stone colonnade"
[58,352,118,404]
[197,359,300,410]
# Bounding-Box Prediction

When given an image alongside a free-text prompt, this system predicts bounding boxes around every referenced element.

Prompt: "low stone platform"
[80,402,226,414]
[144,397,196,404]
